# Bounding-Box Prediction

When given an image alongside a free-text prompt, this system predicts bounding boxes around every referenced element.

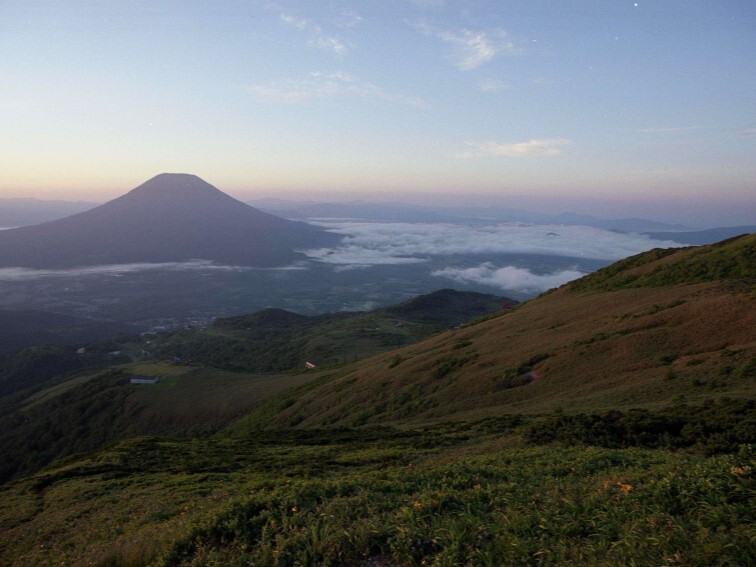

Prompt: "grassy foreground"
[1,423,753,566]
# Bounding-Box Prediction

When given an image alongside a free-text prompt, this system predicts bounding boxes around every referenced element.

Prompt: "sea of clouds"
[432,264,586,293]
[306,221,682,264]
[304,221,683,292]
[0,222,684,295]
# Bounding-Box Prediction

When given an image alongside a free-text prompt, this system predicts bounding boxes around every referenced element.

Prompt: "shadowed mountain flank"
[0,173,340,268]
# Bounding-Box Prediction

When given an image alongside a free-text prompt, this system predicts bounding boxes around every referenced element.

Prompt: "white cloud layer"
[0,261,304,281]
[457,138,571,158]
[432,263,584,293]
[305,222,683,266]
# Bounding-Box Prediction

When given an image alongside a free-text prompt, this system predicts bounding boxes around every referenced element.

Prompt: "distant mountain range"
[249,198,691,233]
[6,190,747,238]
[0,198,96,228]
[0,174,340,268]
[644,225,756,245]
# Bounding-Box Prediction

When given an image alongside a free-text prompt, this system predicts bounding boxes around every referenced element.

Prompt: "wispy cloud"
[246,72,426,108]
[304,222,683,267]
[456,138,570,158]
[280,13,349,55]
[412,21,516,70]
[738,128,756,137]
[331,9,363,29]
[433,263,584,293]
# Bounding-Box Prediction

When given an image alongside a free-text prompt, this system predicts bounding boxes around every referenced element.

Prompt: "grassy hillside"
[0,420,752,566]
[0,289,508,483]
[233,235,756,430]
[151,289,510,372]
[569,233,755,292]
[0,289,509,401]
[0,363,320,483]
[0,236,753,565]
[0,343,121,403]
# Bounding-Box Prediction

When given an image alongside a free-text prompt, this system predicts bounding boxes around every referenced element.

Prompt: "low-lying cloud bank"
[0,261,304,281]
[306,222,683,266]
[433,264,584,293]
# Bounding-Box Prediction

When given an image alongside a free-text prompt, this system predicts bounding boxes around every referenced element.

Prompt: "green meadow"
[1,420,753,566]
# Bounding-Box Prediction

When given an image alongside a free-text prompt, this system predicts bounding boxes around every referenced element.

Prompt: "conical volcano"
[0,174,340,268]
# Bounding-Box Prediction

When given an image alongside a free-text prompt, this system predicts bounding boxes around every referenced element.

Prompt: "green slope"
[232,234,756,429]
[0,418,753,566]
[0,289,509,483]
[0,237,754,565]
[569,233,755,292]
[151,289,511,372]
[0,289,509,400]
[0,364,320,483]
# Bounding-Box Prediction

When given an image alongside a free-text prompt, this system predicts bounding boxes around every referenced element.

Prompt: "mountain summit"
[122,173,229,201]
[0,174,340,268]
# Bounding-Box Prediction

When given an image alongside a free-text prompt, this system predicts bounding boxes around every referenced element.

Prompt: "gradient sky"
[1,1,754,225]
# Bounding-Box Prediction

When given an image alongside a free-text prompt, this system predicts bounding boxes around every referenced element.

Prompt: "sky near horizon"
[1,1,754,225]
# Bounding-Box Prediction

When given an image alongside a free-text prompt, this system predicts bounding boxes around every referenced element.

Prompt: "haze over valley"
[0,173,709,334]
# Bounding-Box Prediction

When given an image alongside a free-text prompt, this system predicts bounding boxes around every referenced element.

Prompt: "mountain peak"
[140,172,209,186]
[123,173,230,202]
[0,174,341,268]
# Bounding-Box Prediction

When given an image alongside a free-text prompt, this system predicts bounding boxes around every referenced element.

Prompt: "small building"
[130,375,160,385]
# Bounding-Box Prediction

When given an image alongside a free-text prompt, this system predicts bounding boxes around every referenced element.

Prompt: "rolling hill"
[233,234,755,429]
[153,288,511,372]
[0,289,510,483]
[0,235,753,566]
[0,173,340,268]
